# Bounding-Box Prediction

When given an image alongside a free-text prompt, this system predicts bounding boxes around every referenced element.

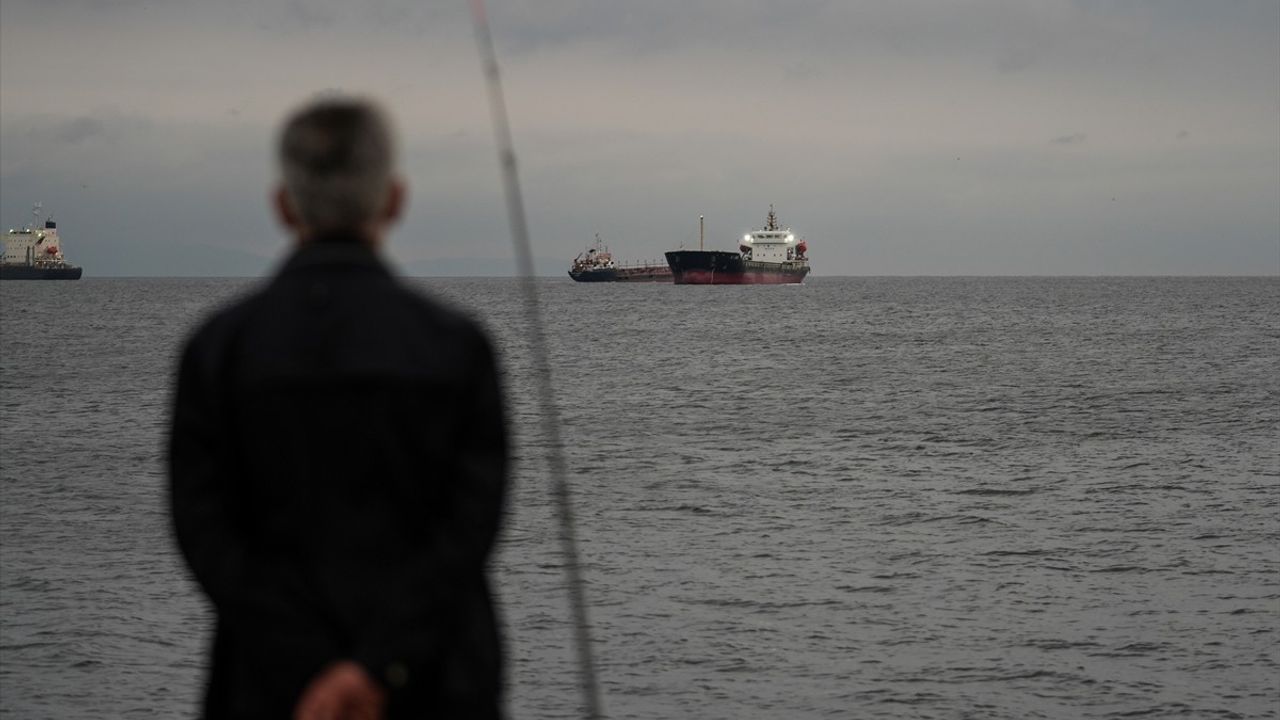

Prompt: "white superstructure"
[3,204,69,267]
[738,205,808,265]
[570,234,617,271]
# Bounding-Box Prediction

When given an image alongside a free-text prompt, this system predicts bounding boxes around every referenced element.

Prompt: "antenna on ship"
[699,215,704,251]
[765,204,778,231]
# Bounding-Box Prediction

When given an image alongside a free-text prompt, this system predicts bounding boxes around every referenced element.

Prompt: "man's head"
[275,97,405,243]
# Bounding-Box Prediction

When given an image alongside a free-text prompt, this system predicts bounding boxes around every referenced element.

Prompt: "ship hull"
[614,266,672,282]
[569,268,619,282]
[664,250,808,285]
[570,265,672,283]
[0,264,82,280]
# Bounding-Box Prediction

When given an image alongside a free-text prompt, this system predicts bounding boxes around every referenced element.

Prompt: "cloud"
[47,116,106,144]
[281,0,336,30]
[995,46,1038,73]
[1050,132,1088,146]
[1,1,1276,275]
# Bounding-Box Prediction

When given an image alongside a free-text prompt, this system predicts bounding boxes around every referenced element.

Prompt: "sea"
[1,275,1277,719]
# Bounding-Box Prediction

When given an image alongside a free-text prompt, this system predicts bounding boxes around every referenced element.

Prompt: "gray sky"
[1,0,1277,276]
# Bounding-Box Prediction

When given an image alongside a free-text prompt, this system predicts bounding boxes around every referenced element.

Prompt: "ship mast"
[699,215,704,251]
[765,204,779,231]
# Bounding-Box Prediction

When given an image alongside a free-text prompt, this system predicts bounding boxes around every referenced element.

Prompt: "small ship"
[568,234,672,282]
[1,204,83,280]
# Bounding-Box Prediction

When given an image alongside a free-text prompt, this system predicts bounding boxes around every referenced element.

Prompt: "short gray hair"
[278,97,396,234]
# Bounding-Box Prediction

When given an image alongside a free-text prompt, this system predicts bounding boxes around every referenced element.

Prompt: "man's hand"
[293,660,388,720]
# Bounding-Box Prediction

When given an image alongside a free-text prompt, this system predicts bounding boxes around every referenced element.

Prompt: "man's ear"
[383,178,407,225]
[273,185,301,231]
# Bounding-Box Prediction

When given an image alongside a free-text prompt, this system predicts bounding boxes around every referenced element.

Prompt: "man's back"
[171,239,507,718]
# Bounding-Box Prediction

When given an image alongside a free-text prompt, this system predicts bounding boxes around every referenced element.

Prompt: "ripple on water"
[2,277,1278,719]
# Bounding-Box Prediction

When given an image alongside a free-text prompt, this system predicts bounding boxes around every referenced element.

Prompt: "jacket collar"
[278,236,388,275]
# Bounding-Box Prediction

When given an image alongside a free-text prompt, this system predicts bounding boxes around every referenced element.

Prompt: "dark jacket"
[169,239,507,719]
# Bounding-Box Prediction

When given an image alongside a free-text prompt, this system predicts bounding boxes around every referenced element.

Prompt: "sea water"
[1,276,1276,718]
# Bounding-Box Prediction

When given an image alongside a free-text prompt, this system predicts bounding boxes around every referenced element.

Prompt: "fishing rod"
[465,1,604,718]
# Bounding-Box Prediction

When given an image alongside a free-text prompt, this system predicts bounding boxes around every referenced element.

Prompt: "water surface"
[1,276,1276,718]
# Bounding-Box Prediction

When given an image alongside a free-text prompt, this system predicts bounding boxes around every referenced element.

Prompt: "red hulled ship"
[664,207,809,285]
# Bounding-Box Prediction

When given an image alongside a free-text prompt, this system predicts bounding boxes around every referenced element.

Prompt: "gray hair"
[278,97,397,234]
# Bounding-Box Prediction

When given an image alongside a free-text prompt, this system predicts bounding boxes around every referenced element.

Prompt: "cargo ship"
[1,204,83,280]
[568,234,672,283]
[665,207,809,285]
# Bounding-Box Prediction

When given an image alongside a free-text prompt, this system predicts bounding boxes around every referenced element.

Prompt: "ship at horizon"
[1,204,83,280]
[665,206,809,285]
[568,234,672,283]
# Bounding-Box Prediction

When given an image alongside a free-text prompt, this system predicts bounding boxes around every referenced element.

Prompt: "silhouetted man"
[169,97,508,719]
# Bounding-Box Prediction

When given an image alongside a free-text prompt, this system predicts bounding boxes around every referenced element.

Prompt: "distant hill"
[401,255,564,277]
[79,241,276,277]
[73,242,567,278]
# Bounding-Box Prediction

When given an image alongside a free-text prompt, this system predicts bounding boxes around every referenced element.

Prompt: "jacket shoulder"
[177,285,271,367]
[396,284,490,343]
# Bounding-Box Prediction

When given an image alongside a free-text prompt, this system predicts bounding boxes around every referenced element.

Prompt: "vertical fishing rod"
[465,1,604,718]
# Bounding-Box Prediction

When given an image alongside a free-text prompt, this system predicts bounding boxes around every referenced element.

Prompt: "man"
[169,97,508,719]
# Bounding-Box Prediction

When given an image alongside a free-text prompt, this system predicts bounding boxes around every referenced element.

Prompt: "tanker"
[1,204,83,280]
[664,207,809,285]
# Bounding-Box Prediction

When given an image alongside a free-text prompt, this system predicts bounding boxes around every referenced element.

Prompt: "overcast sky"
[1,0,1277,276]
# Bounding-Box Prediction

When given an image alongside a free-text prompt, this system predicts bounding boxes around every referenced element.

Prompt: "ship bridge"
[738,206,805,264]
